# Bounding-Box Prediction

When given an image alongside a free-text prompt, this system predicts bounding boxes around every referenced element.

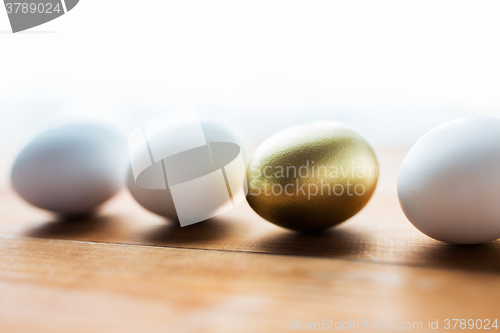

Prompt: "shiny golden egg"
[246,121,378,232]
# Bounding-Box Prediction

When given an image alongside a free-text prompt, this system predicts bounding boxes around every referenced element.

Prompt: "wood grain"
[1,148,500,271]
[1,147,500,332]
[1,236,499,333]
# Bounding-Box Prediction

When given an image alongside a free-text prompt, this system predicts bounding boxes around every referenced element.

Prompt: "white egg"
[127,121,245,219]
[398,117,500,244]
[11,121,128,215]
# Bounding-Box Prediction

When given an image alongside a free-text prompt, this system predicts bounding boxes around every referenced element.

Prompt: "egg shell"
[127,121,245,219]
[398,116,500,244]
[246,121,378,232]
[11,121,128,215]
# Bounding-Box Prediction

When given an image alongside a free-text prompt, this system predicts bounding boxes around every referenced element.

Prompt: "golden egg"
[246,121,378,232]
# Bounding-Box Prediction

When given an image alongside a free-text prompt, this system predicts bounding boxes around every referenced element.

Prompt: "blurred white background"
[1,0,500,151]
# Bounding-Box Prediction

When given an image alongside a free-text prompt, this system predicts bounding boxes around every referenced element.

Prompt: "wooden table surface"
[1,147,499,332]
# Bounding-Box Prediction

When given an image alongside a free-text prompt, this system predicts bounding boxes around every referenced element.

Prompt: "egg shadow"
[417,241,500,271]
[255,227,371,258]
[141,218,232,245]
[24,213,116,239]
